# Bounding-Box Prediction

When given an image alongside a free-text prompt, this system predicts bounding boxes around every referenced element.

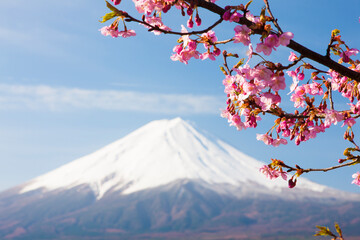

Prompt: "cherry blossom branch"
[282,157,360,174]
[100,0,360,188]
[287,40,360,81]
[222,51,232,75]
[185,0,360,82]
[222,50,241,75]
[125,13,223,36]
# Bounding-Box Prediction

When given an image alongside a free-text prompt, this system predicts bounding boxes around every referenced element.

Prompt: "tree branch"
[125,14,223,36]
[185,0,360,82]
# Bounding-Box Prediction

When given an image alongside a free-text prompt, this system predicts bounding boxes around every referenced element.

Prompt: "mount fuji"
[0,118,359,239]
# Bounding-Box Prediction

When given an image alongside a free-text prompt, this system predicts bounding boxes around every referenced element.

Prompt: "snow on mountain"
[20,118,329,199]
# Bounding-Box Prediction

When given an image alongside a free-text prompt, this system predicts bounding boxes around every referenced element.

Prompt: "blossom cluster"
[259,159,287,183]
[170,27,221,63]
[100,26,136,38]
[259,165,287,180]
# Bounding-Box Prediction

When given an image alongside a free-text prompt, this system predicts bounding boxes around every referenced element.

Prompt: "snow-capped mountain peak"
[20,118,329,199]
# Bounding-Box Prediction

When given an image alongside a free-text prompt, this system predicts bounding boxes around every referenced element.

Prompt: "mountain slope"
[20,118,341,200]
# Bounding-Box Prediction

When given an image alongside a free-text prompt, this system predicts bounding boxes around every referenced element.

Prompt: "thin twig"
[328,83,335,110]
[263,0,283,34]
[277,55,304,71]
[222,51,232,75]
[215,39,234,45]
[283,157,360,173]
[326,36,335,58]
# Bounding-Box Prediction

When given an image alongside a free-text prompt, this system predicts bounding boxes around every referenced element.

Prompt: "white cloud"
[0,84,224,114]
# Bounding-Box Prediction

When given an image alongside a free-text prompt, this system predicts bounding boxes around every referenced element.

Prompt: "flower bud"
[162,4,171,13]
[223,10,231,21]
[187,18,194,28]
[195,13,201,26]
[187,8,193,16]
[112,0,121,5]
[338,159,346,164]
[342,54,350,63]
[288,178,297,188]
[298,73,305,81]
[213,48,221,56]
[181,6,185,16]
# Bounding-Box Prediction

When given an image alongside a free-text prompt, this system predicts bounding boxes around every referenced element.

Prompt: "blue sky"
[0,0,359,192]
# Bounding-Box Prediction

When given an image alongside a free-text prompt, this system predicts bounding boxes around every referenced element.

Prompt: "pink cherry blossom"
[340,48,359,58]
[170,40,200,64]
[279,32,294,46]
[229,12,243,22]
[252,65,273,86]
[242,81,258,95]
[256,133,273,145]
[352,172,360,186]
[259,165,287,180]
[233,25,251,46]
[245,12,261,24]
[256,42,272,56]
[118,29,136,38]
[288,52,297,61]
[222,75,236,94]
[255,34,280,56]
[264,34,280,48]
[99,26,121,38]
[259,165,274,179]
[279,170,288,180]
[290,93,305,108]
[287,70,297,80]
[271,138,288,147]
[246,44,253,63]
[270,74,286,91]
[259,92,281,111]
[306,82,323,95]
[133,0,165,14]
[324,109,343,127]
[201,30,218,49]
[259,165,278,179]
[341,48,359,63]
[200,51,216,61]
[349,101,360,114]
[342,118,356,127]
[144,16,171,35]
[221,109,231,120]
[229,114,245,131]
